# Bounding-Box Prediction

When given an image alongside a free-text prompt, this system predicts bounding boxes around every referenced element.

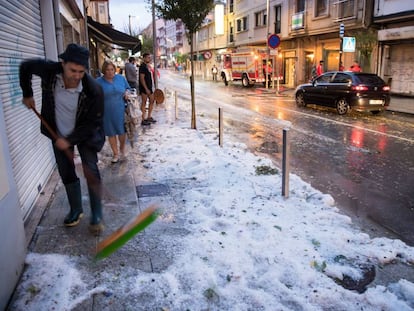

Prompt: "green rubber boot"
[63,180,84,227]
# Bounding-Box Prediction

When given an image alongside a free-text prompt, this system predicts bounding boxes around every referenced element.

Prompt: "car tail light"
[352,85,369,91]
[382,85,390,92]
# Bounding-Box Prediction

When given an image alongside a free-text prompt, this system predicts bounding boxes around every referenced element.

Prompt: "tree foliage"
[349,28,377,71]
[140,33,154,55]
[155,0,215,129]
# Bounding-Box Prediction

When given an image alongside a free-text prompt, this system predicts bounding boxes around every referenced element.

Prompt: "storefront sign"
[378,26,414,41]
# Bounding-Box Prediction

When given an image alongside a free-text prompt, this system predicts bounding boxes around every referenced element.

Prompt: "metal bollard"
[175,90,178,120]
[282,128,290,197]
[219,107,223,147]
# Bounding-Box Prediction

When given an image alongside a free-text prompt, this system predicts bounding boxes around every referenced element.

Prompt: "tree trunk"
[190,33,196,129]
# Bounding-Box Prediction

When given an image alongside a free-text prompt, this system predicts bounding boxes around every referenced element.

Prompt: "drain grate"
[136,184,170,198]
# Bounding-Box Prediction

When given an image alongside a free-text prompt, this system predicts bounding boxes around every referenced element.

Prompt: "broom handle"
[29,105,115,200]
[30,106,59,141]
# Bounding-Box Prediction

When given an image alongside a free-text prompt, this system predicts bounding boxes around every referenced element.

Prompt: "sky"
[9,76,414,310]
[109,0,153,33]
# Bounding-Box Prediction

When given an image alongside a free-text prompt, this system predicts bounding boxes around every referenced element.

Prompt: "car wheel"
[296,92,306,107]
[336,98,349,115]
[242,75,250,87]
[371,110,382,115]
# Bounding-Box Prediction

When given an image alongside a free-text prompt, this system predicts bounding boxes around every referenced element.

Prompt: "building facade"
[373,0,414,96]
[173,0,412,93]
[0,1,84,307]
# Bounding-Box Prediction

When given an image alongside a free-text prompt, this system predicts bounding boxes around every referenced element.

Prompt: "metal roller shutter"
[0,0,55,220]
[389,44,414,96]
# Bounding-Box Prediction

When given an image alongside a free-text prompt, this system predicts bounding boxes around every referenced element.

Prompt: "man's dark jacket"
[19,59,105,152]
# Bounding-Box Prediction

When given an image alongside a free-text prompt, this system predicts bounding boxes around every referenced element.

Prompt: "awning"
[87,16,141,53]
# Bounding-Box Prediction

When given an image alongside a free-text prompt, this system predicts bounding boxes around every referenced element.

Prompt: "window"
[274,5,281,34]
[199,28,208,42]
[98,3,106,21]
[255,10,267,27]
[98,3,105,15]
[315,0,327,17]
[335,0,355,20]
[316,73,334,84]
[229,23,234,42]
[229,0,234,14]
[332,73,351,84]
[296,0,305,12]
[236,16,248,32]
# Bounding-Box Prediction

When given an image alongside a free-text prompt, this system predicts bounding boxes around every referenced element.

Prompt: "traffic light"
[339,23,345,37]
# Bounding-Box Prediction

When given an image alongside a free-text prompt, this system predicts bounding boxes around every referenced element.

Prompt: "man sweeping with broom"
[19,43,105,235]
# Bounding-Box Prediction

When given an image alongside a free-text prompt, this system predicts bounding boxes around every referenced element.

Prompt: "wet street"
[160,70,414,246]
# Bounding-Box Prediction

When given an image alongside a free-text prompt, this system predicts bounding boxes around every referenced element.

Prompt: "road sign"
[342,37,356,52]
[203,50,212,59]
[268,34,281,49]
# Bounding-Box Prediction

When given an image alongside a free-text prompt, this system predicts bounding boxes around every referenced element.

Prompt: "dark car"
[295,71,391,115]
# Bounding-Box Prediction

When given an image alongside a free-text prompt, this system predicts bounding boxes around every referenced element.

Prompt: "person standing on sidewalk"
[350,60,362,72]
[96,60,130,163]
[139,53,156,126]
[316,60,324,76]
[211,64,218,81]
[19,43,105,235]
[125,56,138,89]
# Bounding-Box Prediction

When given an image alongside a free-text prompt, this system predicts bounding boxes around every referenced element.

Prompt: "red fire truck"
[220,48,274,87]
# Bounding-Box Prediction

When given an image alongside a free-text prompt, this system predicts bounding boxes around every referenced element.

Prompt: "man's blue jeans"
[52,143,101,191]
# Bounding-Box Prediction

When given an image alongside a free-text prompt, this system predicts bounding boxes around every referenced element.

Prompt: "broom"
[30,106,160,260]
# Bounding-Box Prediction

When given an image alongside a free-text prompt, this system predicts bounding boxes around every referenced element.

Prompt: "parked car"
[295,71,391,115]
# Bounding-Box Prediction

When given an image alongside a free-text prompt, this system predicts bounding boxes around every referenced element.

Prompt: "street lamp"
[152,0,158,88]
[128,15,135,35]
[166,37,173,62]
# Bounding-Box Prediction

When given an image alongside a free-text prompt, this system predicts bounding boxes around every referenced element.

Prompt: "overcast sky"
[109,0,153,33]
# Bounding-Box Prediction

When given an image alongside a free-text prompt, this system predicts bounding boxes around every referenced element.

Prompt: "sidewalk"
[8,120,188,310]
[7,87,414,310]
